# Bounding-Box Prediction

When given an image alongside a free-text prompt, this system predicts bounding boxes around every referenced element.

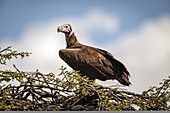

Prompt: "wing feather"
[59,45,131,86]
[96,48,131,85]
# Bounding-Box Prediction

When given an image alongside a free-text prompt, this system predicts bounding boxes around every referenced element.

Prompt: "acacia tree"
[0,46,169,111]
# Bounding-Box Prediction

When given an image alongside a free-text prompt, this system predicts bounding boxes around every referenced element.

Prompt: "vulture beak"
[57,26,61,33]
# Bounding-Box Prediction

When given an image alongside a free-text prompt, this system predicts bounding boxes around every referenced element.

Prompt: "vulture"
[57,24,131,86]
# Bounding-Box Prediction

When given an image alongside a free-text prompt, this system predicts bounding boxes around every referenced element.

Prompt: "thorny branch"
[0,46,30,65]
[0,65,169,111]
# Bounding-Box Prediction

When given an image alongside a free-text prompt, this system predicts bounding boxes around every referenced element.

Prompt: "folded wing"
[59,45,131,86]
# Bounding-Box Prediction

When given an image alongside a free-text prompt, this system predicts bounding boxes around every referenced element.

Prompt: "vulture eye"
[65,26,68,28]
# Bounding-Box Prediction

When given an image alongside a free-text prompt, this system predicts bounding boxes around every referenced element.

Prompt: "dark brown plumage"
[57,24,131,86]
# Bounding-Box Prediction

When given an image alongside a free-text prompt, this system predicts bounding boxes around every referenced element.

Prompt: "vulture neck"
[65,32,79,48]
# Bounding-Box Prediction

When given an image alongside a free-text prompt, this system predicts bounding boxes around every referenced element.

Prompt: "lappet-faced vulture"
[57,24,131,86]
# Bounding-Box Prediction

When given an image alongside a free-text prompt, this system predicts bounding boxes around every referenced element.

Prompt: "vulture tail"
[117,72,131,86]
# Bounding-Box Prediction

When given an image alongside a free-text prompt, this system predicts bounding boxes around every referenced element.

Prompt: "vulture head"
[57,24,72,34]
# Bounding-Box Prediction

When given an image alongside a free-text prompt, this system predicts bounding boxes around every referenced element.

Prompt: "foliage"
[0,46,169,111]
[0,46,31,65]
